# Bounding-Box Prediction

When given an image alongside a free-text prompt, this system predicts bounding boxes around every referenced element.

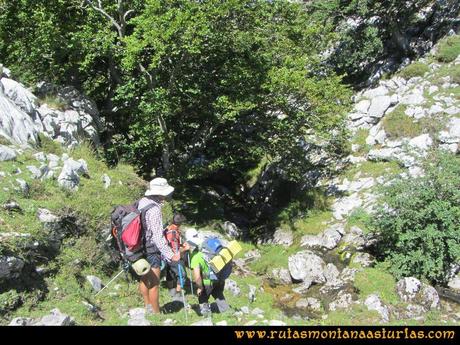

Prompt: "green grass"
[382,105,423,139]
[435,34,460,63]
[399,62,430,80]
[350,129,372,155]
[248,244,298,275]
[37,133,64,155]
[291,210,333,236]
[37,95,68,111]
[354,267,399,305]
[346,208,372,234]
[343,161,402,181]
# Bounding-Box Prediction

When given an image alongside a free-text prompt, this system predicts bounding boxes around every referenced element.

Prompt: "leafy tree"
[372,152,460,284]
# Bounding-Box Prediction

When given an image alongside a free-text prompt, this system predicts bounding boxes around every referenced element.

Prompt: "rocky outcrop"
[288,251,326,284]
[396,277,440,311]
[364,294,390,323]
[0,67,102,148]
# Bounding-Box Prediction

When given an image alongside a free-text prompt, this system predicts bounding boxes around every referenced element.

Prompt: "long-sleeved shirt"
[138,197,174,261]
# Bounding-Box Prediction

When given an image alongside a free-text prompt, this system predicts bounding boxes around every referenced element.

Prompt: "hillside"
[1,33,459,326]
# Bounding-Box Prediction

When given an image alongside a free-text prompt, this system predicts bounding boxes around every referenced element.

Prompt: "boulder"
[57,163,80,191]
[321,227,343,250]
[0,90,39,146]
[102,174,111,189]
[268,320,286,326]
[0,256,25,280]
[9,317,34,326]
[332,194,363,220]
[364,294,389,323]
[405,106,426,119]
[15,179,29,196]
[354,99,371,114]
[328,291,353,311]
[295,297,321,311]
[288,250,326,283]
[351,253,374,268]
[447,275,460,291]
[0,145,17,161]
[271,228,293,247]
[27,165,42,179]
[127,318,151,326]
[0,78,38,115]
[408,134,432,152]
[292,280,313,294]
[35,309,74,326]
[362,86,389,99]
[221,221,240,238]
[341,226,366,250]
[224,279,241,297]
[396,277,440,311]
[86,275,103,292]
[271,268,292,285]
[37,208,59,223]
[448,118,460,138]
[323,263,340,284]
[368,96,392,119]
[300,234,322,248]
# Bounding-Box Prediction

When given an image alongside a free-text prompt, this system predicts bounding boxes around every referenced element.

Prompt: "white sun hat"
[145,177,174,196]
[185,227,203,248]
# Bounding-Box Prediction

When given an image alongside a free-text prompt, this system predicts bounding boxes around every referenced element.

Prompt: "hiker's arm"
[145,207,175,260]
[193,267,204,295]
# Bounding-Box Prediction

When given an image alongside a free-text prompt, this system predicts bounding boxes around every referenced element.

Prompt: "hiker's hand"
[197,288,202,296]
[171,252,180,262]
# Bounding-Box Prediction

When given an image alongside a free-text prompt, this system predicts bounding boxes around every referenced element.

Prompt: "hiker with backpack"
[163,213,188,300]
[185,228,231,316]
[111,177,185,315]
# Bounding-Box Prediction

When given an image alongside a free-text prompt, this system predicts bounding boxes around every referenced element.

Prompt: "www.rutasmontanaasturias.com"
[233,327,456,340]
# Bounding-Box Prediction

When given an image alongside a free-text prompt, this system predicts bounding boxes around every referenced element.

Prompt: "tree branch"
[85,0,123,38]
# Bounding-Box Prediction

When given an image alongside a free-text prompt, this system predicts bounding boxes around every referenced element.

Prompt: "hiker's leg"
[211,280,229,313]
[148,267,161,313]
[138,279,151,306]
[145,252,162,313]
[139,269,156,307]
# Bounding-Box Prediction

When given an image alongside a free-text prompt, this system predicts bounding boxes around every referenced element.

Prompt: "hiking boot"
[199,303,211,317]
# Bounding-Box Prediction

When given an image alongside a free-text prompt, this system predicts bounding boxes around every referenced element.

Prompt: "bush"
[373,152,460,284]
[382,106,422,139]
[399,62,430,80]
[435,35,460,63]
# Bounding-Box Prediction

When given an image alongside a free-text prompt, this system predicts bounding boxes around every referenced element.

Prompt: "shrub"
[399,62,430,80]
[37,133,63,155]
[373,152,460,284]
[382,106,422,139]
[435,35,460,63]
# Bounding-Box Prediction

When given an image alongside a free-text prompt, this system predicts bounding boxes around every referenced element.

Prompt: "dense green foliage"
[307,0,444,83]
[0,0,354,218]
[373,152,460,284]
[435,34,460,63]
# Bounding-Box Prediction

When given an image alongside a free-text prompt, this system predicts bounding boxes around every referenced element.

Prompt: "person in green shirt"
[185,228,229,316]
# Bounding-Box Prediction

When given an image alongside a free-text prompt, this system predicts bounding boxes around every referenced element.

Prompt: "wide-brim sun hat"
[145,177,174,196]
[185,227,203,248]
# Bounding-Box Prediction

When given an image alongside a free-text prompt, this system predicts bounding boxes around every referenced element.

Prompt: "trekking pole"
[175,243,188,323]
[186,252,194,295]
[95,269,125,296]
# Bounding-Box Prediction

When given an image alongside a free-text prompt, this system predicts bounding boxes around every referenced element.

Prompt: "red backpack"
[111,201,156,262]
[164,224,182,253]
